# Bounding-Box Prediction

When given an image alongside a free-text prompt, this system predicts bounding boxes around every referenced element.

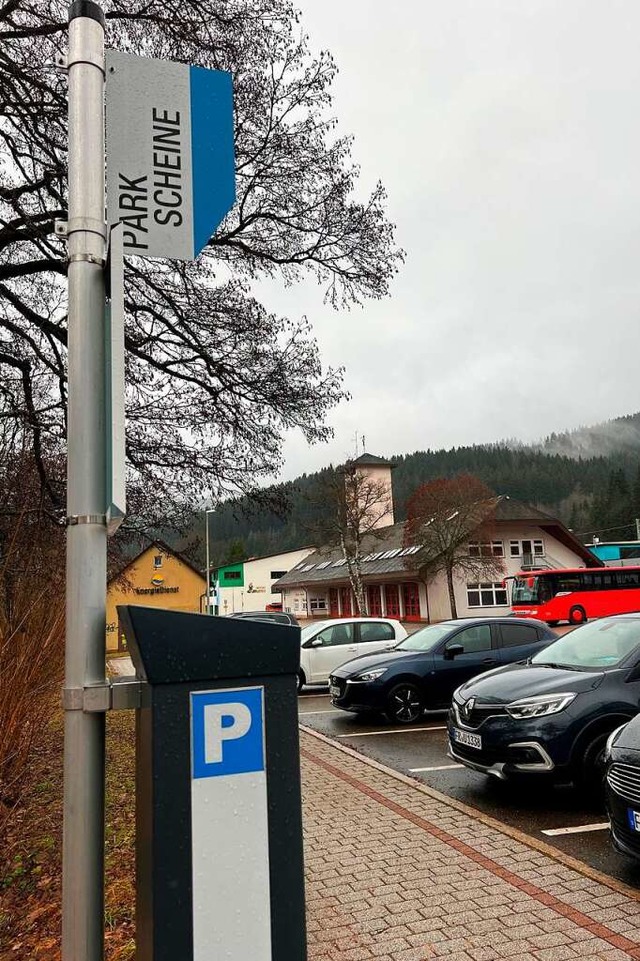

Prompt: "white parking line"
[298,710,343,716]
[541,822,610,837]
[409,764,464,773]
[336,726,447,738]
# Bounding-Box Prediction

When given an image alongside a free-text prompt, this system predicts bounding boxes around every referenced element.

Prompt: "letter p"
[203,702,252,764]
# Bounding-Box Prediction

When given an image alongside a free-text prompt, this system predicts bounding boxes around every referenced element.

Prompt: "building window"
[329,588,339,616]
[153,554,163,568]
[402,583,421,621]
[309,596,327,612]
[467,582,509,607]
[510,539,544,558]
[340,586,353,617]
[368,585,382,617]
[385,584,400,618]
[270,570,287,579]
[224,570,241,581]
[468,541,503,557]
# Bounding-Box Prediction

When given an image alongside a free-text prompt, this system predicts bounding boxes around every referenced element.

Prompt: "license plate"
[329,684,341,698]
[452,727,482,750]
[627,809,640,832]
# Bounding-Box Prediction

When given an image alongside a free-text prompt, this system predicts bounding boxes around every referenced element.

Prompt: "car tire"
[385,682,424,724]
[575,732,609,792]
[568,605,587,625]
[297,670,306,693]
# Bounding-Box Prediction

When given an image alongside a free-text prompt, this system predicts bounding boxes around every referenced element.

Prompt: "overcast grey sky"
[262,0,640,478]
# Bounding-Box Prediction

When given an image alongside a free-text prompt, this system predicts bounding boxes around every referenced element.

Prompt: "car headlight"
[356,668,387,683]
[604,723,627,761]
[506,692,576,719]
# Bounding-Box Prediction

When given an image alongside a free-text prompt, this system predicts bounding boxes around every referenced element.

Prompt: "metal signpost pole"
[205,509,211,614]
[61,3,107,960]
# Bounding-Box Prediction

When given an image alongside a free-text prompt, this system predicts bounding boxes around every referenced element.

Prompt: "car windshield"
[301,621,329,642]
[394,623,458,652]
[531,618,640,669]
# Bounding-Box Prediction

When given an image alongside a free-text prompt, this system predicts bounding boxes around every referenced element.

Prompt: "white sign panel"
[106,50,235,260]
[105,222,126,534]
[190,687,272,961]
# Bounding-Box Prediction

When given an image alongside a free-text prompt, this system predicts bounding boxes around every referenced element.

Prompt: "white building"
[273,457,600,622]
[213,547,315,615]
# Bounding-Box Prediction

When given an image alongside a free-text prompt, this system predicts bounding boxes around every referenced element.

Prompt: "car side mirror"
[444,643,464,660]
[310,637,323,648]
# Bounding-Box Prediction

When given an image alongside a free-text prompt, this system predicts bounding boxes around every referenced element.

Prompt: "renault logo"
[462,697,476,721]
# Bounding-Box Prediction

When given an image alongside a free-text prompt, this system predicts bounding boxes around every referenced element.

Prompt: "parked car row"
[326,612,640,868]
[233,608,640,865]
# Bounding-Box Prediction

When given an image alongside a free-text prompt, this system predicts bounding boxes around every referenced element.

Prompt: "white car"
[298,617,408,690]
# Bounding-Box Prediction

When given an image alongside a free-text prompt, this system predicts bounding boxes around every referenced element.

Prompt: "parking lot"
[298,685,640,889]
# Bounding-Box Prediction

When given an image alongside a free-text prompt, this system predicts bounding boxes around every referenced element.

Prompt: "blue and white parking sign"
[106,50,235,260]
[191,687,265,779]
[190,686,272,961]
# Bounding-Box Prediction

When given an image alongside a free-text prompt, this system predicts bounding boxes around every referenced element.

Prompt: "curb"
[299,722,640,903]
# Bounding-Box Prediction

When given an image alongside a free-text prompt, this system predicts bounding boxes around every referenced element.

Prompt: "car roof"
[306,616,401,625]
[439,617,542,626]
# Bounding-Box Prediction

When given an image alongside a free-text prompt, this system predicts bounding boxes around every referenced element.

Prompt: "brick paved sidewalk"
[300,727,640,961]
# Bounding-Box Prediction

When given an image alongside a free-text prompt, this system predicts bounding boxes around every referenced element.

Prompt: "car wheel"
[575,732,609,792]
[568,605,587,625]
[297,670,306,693]
[385,683,424,724]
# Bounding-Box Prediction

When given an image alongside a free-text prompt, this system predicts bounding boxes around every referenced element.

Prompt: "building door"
[368,585,382,617]
[402,583,421,621]
[329,588,339,617]
[385,584,400,618]
[339,586,352,617]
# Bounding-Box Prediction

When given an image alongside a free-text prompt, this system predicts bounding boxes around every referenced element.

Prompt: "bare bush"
[0,440,65,839]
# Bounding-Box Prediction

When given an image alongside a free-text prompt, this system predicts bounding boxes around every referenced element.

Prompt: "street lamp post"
[204,508,215,614]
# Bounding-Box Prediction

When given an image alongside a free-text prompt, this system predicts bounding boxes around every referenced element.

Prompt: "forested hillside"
[180,415,640,568]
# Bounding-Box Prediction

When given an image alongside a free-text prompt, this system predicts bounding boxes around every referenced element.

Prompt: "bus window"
[512,577,539,603]
[556,574,582,593]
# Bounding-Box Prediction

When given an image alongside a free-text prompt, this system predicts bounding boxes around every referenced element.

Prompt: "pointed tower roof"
[351,453,396,469]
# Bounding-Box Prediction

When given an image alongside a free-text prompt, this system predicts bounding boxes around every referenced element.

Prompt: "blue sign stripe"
[189,66,236,256]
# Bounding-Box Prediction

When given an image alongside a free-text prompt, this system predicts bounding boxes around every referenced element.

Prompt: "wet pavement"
[298,688,640,889]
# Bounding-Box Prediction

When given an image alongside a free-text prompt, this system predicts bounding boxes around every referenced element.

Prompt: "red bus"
[509,566,640,626]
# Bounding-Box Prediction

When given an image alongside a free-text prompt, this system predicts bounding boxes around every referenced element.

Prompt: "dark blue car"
[448,614,640,788]
[329,617,555,724]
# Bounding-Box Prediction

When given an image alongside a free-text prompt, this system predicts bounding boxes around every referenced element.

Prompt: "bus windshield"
[511,576,540,604]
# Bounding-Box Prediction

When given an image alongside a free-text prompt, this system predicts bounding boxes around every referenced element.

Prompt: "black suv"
[448,614,640,788]
[329,617,555,724]
[226,610,299,627]
[604,713,640,861]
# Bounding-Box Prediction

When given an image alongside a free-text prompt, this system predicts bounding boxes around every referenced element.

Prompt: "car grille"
[454,703,509,729]
[607,762,640,805]
[609,810,640,857]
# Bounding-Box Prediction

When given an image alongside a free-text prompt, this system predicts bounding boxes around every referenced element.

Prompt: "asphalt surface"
[298,686,640,888]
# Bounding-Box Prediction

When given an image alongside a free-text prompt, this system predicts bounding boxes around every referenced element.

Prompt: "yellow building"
[106,541,206,653]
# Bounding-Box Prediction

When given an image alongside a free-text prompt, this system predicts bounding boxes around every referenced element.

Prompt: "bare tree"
[307,461,392,615]
[0,1,403,524]
[405,475,505,618]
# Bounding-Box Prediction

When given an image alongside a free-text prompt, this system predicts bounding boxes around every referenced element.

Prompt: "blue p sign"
[191,687,265,779]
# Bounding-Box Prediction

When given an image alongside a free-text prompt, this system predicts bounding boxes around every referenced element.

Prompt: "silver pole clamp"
[66,513,107,527]
[62,679,144,712]
[65,216,107,239]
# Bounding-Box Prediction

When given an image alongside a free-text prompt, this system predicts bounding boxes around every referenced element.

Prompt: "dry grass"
[0,512,66,840]
[0,710,137,961]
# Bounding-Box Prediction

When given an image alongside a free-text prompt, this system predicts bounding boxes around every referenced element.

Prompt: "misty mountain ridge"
[524,412,640,459]
[182,411,640,568]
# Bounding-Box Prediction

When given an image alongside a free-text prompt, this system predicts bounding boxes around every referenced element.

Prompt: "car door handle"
[482,657,497,664]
